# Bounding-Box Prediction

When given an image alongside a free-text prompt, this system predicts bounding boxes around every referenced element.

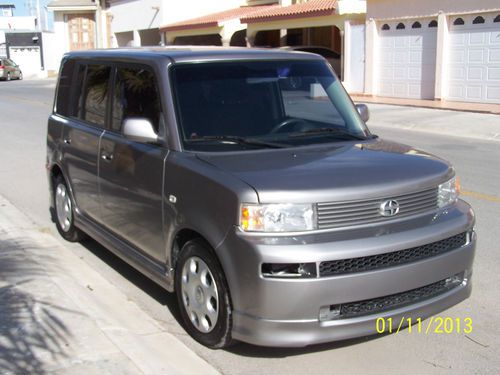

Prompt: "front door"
[98,65,167,262]
[62,63,111,222]
[67,13,95,51]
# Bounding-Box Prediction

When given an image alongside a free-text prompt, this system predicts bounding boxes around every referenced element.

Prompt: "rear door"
[61,63,111,221]
[98,65,167,262]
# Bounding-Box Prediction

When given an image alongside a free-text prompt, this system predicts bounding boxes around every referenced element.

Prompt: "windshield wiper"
[288,127,367,140]
[187,135,287,148]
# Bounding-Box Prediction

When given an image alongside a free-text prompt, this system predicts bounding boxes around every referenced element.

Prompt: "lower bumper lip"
[231,276,472,347]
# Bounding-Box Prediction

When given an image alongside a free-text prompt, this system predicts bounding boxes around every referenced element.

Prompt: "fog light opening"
[319,304,341,321]
[444,272,464,288]
[261,263,317,278]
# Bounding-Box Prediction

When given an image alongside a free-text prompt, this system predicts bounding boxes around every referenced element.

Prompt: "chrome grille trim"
[317,187,438,229]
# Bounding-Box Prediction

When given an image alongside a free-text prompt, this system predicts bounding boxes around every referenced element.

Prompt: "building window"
[472,16,485,24]
[381,24,390,30]
[494,15,500,23]
[428,20,438,27]
[412,21,422,29]
[396,23,405,30]
[453,18,465,26]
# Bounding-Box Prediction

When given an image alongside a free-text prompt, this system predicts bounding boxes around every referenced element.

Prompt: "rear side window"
[79,64,111,127]
[55,59,75,117]
[111,66,161,132]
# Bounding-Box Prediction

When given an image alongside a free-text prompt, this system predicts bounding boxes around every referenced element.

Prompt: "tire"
[175,239,234,348]
[53,174,86,242]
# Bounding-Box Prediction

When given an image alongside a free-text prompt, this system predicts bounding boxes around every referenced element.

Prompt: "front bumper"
[215,200,476,347]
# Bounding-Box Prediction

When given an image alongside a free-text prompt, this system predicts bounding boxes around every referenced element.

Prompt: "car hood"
[196,139,453,203]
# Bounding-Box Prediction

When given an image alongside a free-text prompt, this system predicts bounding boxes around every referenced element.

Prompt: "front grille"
[319,232,467,277]
[316,187,438,230]
[338,275,463,319]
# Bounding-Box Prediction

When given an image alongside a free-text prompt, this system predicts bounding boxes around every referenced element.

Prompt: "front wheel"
[53,175,86,242]
[175,239,234,348]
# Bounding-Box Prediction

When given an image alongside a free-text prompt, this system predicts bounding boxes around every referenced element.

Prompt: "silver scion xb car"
[47,47,476,348]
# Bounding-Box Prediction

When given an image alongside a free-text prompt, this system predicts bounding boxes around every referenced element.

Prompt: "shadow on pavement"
[80,238,182,322]
[0,237,74,374]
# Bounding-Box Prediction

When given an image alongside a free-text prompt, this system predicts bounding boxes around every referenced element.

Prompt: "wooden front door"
[67,13,95,51]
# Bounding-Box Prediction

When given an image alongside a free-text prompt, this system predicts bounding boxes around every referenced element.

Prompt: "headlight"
[438,176,460,208]
[240,203,316,232]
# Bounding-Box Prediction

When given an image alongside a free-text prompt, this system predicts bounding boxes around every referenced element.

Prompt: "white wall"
[0,16,37,30]
[109,0,163,33]
[51,12,68,74]
[160,0,245,26]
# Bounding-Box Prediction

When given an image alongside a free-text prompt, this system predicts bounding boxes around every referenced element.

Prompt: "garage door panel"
[489,31,500,44]
[376,19,437,99]
[488,68,500,80]
[489,48,500,62]
[467,67,484,80]
[394,51,409,64]
[466,86,482,99]
[446,13,500,103]
[486,86,500,100]
[468,49,484,63]
[469,32,486,45]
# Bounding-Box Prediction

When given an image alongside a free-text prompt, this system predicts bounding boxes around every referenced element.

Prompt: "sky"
[4,0,51,17]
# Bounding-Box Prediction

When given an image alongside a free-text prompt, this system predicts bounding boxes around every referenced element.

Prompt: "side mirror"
[122,117,158,143]
[355,103,370,123]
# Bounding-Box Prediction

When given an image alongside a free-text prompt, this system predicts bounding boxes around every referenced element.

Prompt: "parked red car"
[0,58,23,81]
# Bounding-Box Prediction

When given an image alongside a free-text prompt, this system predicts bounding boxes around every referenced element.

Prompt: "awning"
[240,0,337,24]
[160,5,278,32]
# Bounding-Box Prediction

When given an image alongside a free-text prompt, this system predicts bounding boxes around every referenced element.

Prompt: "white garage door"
[377,19,438,99]
[9,46,41,78]
[446,13,500,104]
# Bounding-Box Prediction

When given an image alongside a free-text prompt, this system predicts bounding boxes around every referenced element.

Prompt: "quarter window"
[81,65,111,127]
[111,66,161,133]
[55,59,76,117]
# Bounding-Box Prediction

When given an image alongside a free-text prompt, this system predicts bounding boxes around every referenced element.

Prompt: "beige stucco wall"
[367,0,500,19]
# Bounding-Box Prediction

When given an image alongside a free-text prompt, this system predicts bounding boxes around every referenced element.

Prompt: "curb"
[0,195,219,375]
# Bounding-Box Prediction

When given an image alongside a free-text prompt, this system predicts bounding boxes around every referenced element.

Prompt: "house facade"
[365,0,500,104]
[159,0,367,92]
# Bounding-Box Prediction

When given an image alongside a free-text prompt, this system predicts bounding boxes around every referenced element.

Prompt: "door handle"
[63,137,71,144]
[101,153,114,161]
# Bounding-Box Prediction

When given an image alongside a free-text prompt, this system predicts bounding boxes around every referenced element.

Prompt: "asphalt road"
[1,79,499,374]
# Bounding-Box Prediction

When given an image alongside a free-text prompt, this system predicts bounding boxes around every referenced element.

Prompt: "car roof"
[64,46,324,64]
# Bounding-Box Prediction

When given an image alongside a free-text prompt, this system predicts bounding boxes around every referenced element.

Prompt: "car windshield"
[171,60,371,152]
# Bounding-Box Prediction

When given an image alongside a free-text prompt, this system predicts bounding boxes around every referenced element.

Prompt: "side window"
[55,59,75,117]
[81,64,111,127]
[111,66,161,133]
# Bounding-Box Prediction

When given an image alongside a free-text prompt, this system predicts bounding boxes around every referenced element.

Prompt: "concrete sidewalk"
[0,195,219,375]
[358,103,500,143]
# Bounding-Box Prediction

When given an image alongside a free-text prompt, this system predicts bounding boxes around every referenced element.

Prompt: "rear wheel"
[53,175,86,242]
[175,239,234,348]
